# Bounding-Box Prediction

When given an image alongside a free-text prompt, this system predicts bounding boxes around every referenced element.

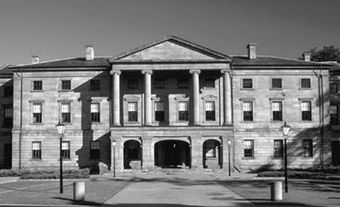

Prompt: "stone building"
[2,36,337,172]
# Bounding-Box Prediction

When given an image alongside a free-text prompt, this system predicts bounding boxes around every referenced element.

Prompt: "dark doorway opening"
[4,143,12,169]
[124,140,142,169]
[332,141,340,166]
[203,140,222,169]
[154,140,190,168]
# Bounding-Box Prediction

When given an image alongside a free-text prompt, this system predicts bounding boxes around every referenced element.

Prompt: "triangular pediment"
[112,36,230,61]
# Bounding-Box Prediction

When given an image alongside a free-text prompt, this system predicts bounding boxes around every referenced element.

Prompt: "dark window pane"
[154,79,165,89]
[330,83,338,93]
[178,79,188,89]
[4,86,13,97]
[61,80,71,90]
[274,140,283,158]
[272,79,282,89]
[206,111,215,121]
[128,79,138,89]
[273,111,282,121]
[243,111,253,121]
[179,111,188,121]
[90,141,100,159]
[242,79,253,89]
[32,142,41,159]
[128,111,138,122]
[301,78,311,88]
[244,149,253,157]
[204,79,215,88]
[90,80,101,90]
[33,113,42,123]
[33,81,42,90]
[62,113,71,123]
[155,111,164,121]
[302,111,312,121]
[91,112,100,122]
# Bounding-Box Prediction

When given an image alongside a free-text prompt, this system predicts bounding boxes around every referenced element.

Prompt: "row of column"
[111,68,232,126]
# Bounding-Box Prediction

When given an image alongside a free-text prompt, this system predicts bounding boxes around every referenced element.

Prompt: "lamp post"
[56,122,66,194]
[281,121,291,193]
[112,140,116,178]
[227,140,232,176]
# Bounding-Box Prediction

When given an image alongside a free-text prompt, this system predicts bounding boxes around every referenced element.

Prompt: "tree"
[300,46,340,62]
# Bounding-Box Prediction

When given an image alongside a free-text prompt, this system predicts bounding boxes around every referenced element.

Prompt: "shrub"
[20,168,90,179]
[0,169,22,177]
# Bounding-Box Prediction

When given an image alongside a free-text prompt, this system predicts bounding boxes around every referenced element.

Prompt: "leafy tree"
[300,46,340,62]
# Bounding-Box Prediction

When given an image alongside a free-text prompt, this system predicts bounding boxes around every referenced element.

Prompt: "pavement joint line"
[0,182,60,195]
[0,204,86,207]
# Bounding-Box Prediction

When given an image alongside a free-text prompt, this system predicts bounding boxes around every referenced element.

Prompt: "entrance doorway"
[332,141,340,166]
[154,140,190,168]
[203,140,222,169]
[124,140,142,169]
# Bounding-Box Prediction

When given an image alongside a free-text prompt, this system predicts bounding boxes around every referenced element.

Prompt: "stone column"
[111,70,121,126]
[221,68,232,125]
[190,69,201,125]
[142,137,154,170]
[142,70,153,126]
[191,136,203,169]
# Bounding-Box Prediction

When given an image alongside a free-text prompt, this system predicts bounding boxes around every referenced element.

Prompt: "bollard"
[73,181,85,201]
[271,181,283,201]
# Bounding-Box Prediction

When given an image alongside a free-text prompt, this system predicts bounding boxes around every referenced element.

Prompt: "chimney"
[303,52,311,62]
[247,43,257,59]
[85,45,94,61]
[31,55,40,64]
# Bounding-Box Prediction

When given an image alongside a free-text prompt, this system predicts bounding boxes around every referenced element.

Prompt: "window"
[4,86,13,97]
[33,103,42,123]
[242,79,253,89]
[303,139,313,157]
[61,141,70,159]
[90,80,100,90]
[154,79,165,89]
[61,103,71,123]
[178,101,189,121]
[272,101,282,121]
[91,103,100,122]
[3,105,13,128]
[90,141,100,159]
[128,79,138,89]
[205,101,215,121]
[205,140,217,158]
[273,140,283,158]
[301,78,311,89]
[128,102,138,122]
[61,80,71,90]
[33,81,42,91]
[32,141,41,159]
[243,101,253,121]
[155,102,165,122]
[204,78,215,88]
[272,78,282,89]
[244,140,254,158]
[177,78,188,89]
[330,83,338,93]
[301,101,312,121]
[330,105,339,125]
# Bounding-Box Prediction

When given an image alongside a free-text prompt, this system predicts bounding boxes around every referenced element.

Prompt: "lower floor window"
[303,139,313,157]
[243,140,254,158]
[90,141,100,159]
[273,140,283,158]
[32,141,41,159]
[62,141,70,159]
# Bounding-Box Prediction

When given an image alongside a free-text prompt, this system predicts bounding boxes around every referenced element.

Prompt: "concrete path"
[103,172,255,207]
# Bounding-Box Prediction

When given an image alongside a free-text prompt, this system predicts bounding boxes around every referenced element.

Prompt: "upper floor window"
[243,101,253,121]
[301,101,312,121]
[3,104,13,128]
[128,102,138,122]
[177,78,188,89]
[303,139,313,157]
[61,103,71,123]
[155,102,165,122]
[330,104,339,125]
[33,81,42,91]
[32,141,41,159]
[243,140,254,158]
[128,79,138,89]
[330,82,338,93]
[272,101,282,121]
[62,141,70,159]
[204,78,215,88]
[205,101,215,121]
[90,103,100,122]
[301,78,311,89]
[61,80,71,91]
[90,80,100,90]
[33,103,42,123]
[90,141,100,159]
[272,78,282,89]
[178,101,189,121]
[273,140,283,158]
[154,79,165,89]
[4,86,13,97]
[242,79,253,89]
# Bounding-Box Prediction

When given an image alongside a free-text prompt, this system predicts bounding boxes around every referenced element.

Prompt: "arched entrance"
[203,139,222,169]
[154,140,190,168]
[124,140,142,169]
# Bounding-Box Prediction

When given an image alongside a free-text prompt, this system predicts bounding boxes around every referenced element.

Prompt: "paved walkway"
[103,171,255,207]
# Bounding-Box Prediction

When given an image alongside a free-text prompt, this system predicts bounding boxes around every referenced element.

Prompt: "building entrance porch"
[154,140,190,168]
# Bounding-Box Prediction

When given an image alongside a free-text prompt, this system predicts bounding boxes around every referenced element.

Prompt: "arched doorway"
[203,140,222,169]
[154,140,190,168]
[124,140,142,169]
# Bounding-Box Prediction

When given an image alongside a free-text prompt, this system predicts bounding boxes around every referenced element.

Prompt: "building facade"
[2,36,337,172]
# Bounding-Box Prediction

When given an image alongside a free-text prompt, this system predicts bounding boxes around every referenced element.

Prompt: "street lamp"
[281,121,291,193]
[56,122,66,194]
[112,140,116,178]
[227,140,232,176]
